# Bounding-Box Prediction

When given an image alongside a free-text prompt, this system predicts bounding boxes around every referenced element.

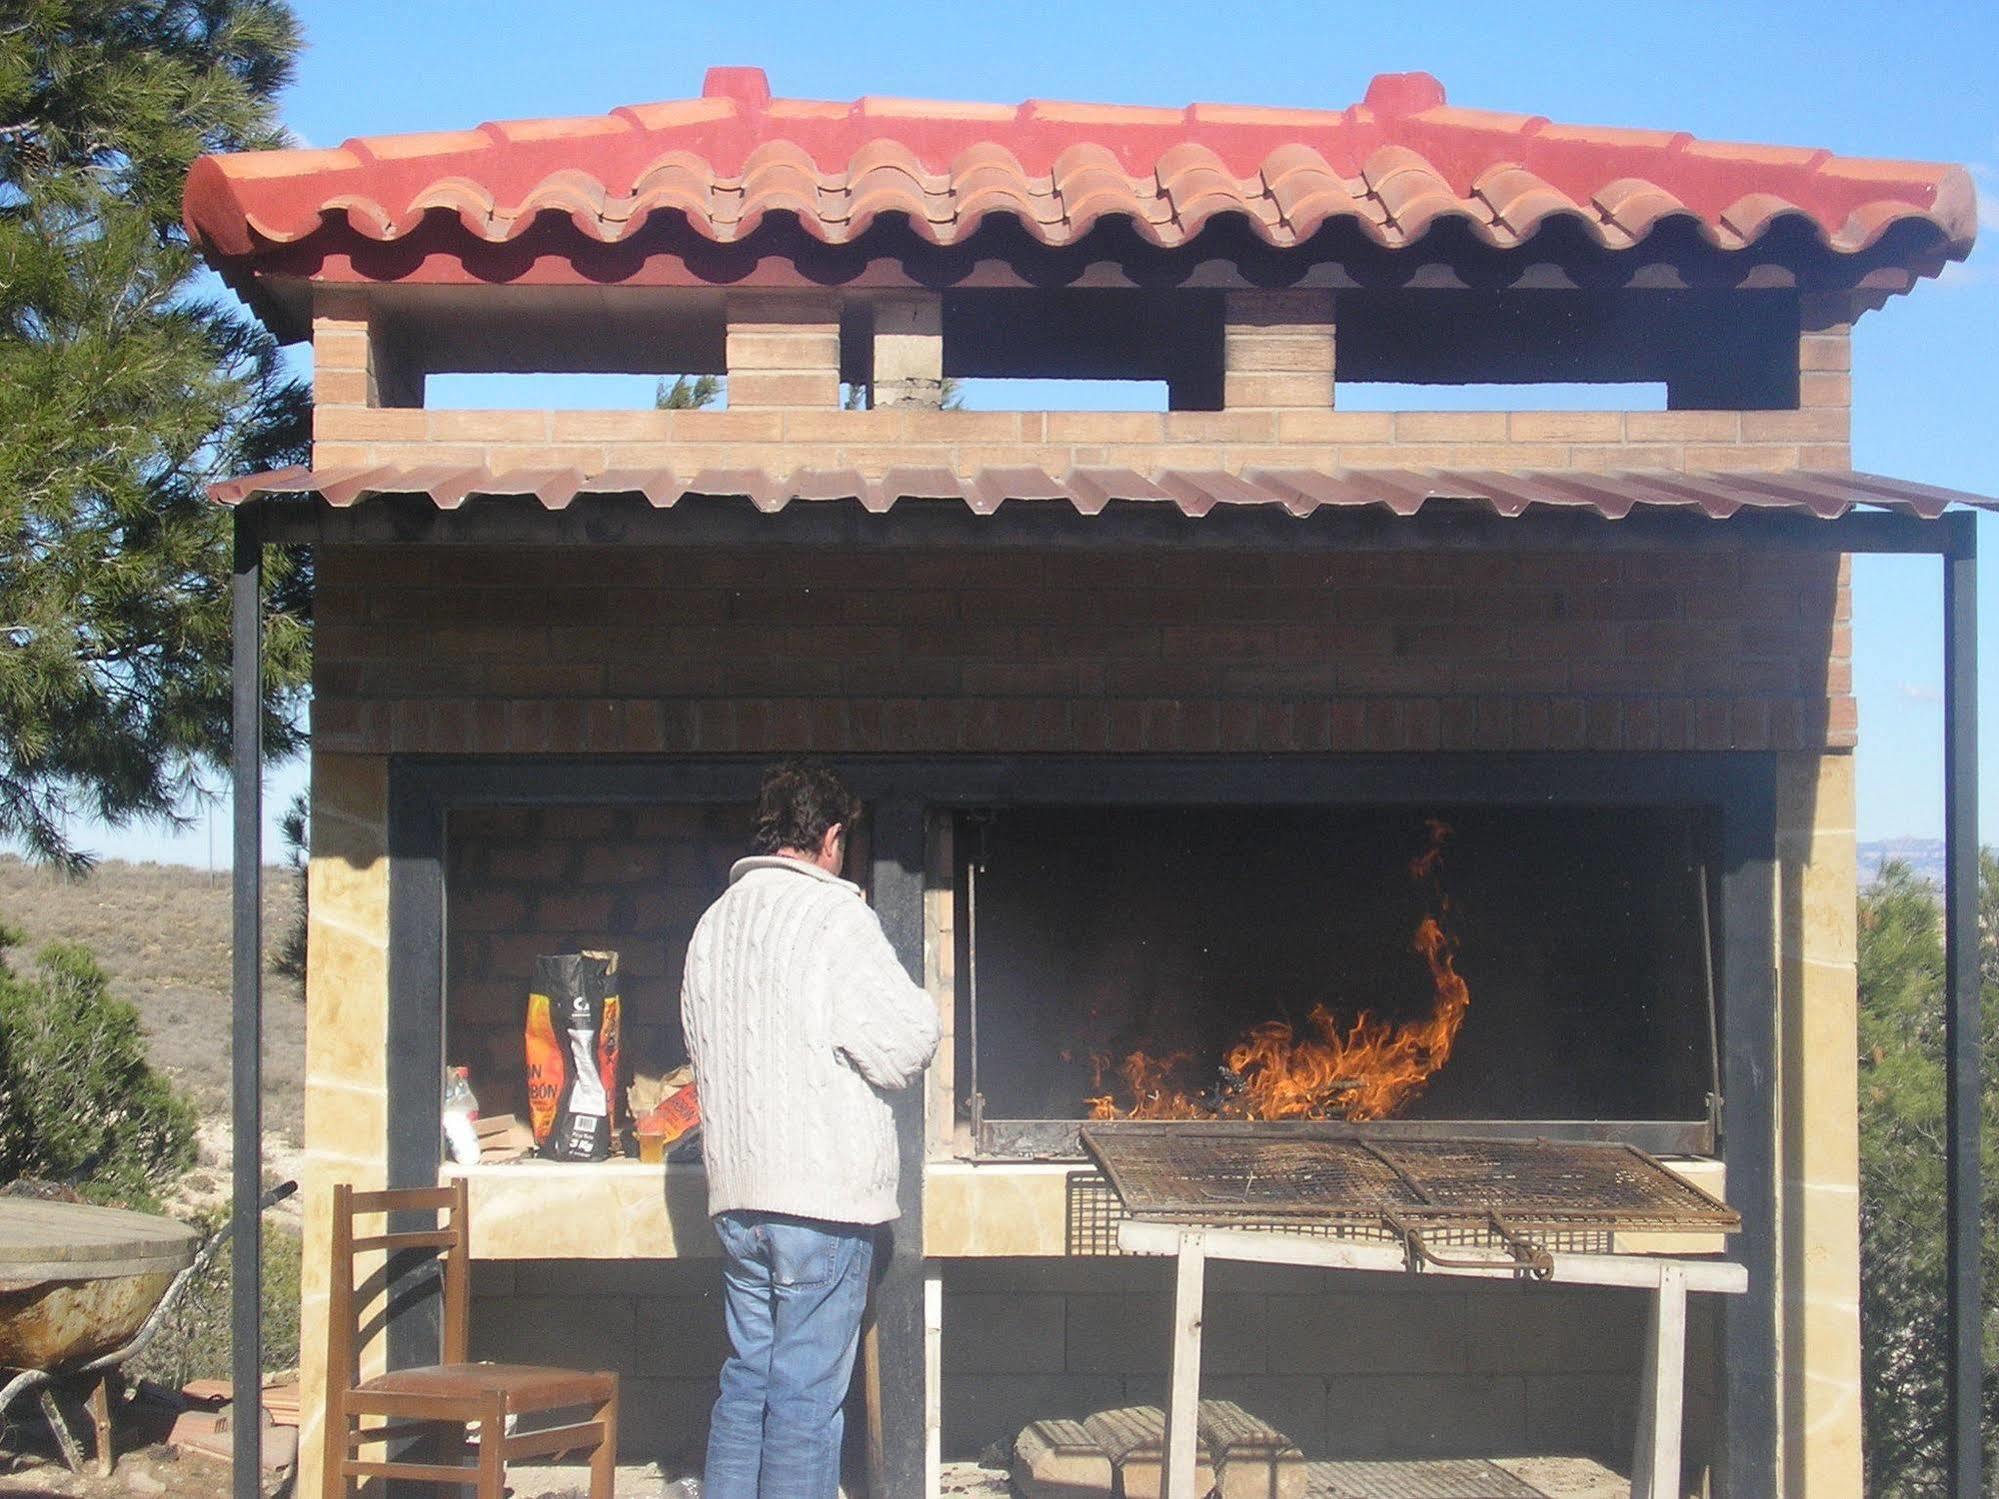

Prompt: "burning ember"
[1085,819,1471,1122]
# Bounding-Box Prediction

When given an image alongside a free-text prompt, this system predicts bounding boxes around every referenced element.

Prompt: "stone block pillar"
[724,293,842,410]
[293,753,393,1499]
[1222,290,1336,411]
[872,296,945,408]
[1776,749,1864,1497]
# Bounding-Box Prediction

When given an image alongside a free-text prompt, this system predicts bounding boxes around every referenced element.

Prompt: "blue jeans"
[704,1211,876,1499]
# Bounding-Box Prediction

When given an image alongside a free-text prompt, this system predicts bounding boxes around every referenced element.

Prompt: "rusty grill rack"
[1073,1124,1737,1270]
[1064,1171,1619,1259]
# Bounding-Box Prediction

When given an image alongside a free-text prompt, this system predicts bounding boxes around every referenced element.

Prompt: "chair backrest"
[327,1179,472,1391]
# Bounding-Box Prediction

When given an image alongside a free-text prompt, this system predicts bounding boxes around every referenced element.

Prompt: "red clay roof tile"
[183,68,1976,273]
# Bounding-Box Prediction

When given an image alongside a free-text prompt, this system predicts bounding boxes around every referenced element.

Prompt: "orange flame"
[1085,821,1470,1123]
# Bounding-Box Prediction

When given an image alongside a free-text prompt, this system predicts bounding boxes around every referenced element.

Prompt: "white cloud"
[1896,681,1944,703]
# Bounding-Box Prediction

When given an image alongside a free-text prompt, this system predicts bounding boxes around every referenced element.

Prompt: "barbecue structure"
[195,65,1988,1499]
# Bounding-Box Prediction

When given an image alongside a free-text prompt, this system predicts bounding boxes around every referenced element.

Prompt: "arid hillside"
[0,856,305,1143]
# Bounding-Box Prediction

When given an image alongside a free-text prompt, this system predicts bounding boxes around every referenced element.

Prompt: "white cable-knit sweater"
[680,855,940,1225]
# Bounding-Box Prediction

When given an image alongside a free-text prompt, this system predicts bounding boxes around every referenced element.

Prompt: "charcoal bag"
[525,950,623,1161]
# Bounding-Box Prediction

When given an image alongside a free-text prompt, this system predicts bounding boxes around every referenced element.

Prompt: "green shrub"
[0,924,196,1208]
[128,1215,303,1388]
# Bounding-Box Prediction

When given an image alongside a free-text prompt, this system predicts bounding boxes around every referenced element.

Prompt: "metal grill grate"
[1064,1171,1615,1258]
[1076,1123,1735,1262]
[1366,1137,1729,1223]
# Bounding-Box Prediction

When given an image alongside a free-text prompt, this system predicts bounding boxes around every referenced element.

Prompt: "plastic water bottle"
[442,1065,481,1164]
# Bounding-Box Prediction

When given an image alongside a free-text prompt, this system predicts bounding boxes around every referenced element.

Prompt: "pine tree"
[1856,855,1999,1493]
[0,0,310,869]
[655,374,721,410]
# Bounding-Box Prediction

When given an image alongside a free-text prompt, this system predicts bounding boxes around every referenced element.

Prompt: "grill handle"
[1384,1211,1554,1280]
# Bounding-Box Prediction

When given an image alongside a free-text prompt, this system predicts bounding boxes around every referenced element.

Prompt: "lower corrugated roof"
[209,465,1993,522]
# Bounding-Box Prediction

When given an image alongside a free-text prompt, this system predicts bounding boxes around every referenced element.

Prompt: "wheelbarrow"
[0,1181,297,1475]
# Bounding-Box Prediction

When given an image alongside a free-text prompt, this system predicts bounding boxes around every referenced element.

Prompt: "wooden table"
[1116,1217,1748,1499]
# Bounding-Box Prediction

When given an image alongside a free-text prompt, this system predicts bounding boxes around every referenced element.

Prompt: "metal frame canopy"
[227,491,1985,1499]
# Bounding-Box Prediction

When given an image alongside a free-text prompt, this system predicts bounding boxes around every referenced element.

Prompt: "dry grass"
[0,856,305,1144]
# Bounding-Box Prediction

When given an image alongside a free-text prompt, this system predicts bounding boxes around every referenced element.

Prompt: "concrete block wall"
[936,1259,1721,1466]
[468,1259,727,1474]
[310,545,1854,761]
[461,1254,1717,1470]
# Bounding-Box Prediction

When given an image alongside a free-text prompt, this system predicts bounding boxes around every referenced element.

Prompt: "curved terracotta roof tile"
[1591,178,1693,242]
[183,67,1977,275]
[1470,163,1582,239]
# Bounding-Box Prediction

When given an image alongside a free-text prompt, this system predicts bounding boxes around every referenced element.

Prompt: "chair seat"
[353,1361,615,1414]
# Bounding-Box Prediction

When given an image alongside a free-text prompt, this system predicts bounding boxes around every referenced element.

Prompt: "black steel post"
[870,797,928,1499]
[1942,515,1983,1498]
[229,509,263,1499]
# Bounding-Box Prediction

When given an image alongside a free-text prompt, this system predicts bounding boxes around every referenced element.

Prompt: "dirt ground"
[0,1392,291,1499]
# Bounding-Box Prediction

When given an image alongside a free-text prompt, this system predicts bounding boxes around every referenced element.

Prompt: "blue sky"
[83,0,1999,865]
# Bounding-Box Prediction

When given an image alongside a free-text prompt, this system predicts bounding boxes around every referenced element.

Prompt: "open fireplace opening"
[954,805,1720,1156]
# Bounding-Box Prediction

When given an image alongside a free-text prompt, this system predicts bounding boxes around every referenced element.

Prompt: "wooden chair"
[324,1180,618,1499]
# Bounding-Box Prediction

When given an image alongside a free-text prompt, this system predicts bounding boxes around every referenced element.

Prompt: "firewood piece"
[1081,1406,1214,1499]
[1197,1399,1307,1499]
[1013,1418,1114,1497]
[260,1382,302,1427]
[476,1114,535,1161]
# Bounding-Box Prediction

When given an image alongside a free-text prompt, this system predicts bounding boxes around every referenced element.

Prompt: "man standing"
[681,762,940,1499]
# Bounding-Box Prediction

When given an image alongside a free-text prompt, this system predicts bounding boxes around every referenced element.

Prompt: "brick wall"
[447,805,748,1121]
[312,545,1854,759]
[307,404,1851,477]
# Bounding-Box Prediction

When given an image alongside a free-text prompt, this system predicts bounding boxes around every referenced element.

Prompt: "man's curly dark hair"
[751,760,862,857]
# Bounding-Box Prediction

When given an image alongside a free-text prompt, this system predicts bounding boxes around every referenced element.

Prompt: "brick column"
[1736,293,1853,467]
[873,296,945,408]
[1222,290,1336,411]
[310,290,423,470]
[310,290,419,418]
[1794,292,1854,467]
[724,293,842,410]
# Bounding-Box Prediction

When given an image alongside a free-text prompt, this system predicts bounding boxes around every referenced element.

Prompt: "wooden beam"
[1162,1231,1208,1499]
[1115,1220,1749,1294]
